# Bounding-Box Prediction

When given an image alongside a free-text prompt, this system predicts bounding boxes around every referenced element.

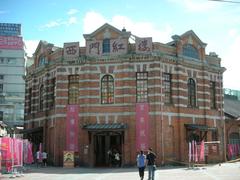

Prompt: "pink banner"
[66,105,79,152]
[0,36,23,49]
[136,103,149,151]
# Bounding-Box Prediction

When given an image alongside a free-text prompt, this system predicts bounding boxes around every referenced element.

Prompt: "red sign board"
[0,36,23,49]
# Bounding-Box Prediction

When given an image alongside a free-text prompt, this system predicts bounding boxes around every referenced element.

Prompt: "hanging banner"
[135,37,152,54]
[86,40,102,57]
[66,105,79,152]
[64,42,79,59]
[136,103,149,151]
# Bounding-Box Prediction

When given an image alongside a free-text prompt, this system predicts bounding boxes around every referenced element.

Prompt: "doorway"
[94,131,123,167]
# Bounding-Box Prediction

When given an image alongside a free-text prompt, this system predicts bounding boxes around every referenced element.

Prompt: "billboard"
[0,36,24,49]
[0,23,21,36]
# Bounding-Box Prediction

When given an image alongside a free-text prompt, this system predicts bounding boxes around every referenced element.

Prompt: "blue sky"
[0,0,240,89]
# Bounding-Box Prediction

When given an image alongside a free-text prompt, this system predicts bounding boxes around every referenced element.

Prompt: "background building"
[0,23,25,128]
[224,89,240,160]
[24,23,225,166]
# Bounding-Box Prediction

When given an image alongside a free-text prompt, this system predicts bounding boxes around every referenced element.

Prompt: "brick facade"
[24,23,225,166]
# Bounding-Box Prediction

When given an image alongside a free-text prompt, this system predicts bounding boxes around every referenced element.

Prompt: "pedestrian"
[107,148,113,167]
[114,151,121,167]
[146,148,156,180]
[36,150,41,167]
[42,151,47,167]
[136,150,146,180]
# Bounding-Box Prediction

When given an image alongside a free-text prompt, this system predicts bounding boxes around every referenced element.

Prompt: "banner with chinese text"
[66,105,79,152]
[136,103,149,151]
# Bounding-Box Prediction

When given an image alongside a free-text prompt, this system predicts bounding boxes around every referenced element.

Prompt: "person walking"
[42,151,47,167]
[146,148,156,180]
[136,150,146,180]
[36,150,41,167]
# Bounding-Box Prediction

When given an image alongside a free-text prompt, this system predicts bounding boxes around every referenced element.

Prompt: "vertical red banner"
[136,103,149,151]
[66,105,79,152]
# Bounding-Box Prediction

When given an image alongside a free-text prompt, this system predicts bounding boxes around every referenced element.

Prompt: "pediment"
[83,23,131,40]
[34,40,54,56]
[180,30,207,48]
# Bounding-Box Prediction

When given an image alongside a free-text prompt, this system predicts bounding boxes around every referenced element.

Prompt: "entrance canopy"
[83,123,127,131]
[185,124,217,131]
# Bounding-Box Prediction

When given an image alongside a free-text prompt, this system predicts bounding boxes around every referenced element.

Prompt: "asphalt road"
[1,162,240,180]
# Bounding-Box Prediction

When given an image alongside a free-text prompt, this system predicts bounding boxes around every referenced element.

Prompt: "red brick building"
[24,23,225,166]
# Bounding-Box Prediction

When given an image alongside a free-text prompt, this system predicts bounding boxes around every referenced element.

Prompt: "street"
[1,162,240,180]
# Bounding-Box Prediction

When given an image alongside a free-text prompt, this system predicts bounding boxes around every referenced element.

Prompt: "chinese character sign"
[64,42,79,58]
[136,103,149,151]
[136,37,152,54]
[86,40,102,57]
[110,39,128,55]
[0,36,23,49]
[66,105,79,152]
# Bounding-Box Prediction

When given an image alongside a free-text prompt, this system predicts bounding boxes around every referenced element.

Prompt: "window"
[0,111,3,121]
[68,75,79,104]
[38,55,47,67]
[0,75,4,80]
[0,84,3,92]
[102,39,110,53]
[50,78,56,108]
[212,131,218,141]
[183,44,199,59]
[188,78,196,107]
[163,73,172,104]
[136,72,148,103]
[28,88,32,114]
[39,85,44,111]
[101,75,114,104]
[210,81,216,109]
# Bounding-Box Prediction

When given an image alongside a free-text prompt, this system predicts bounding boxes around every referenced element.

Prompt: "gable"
[83,23,131,40]
[180,30,207,48]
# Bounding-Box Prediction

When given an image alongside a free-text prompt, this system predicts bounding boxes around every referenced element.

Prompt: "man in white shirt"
[42,151,47,167]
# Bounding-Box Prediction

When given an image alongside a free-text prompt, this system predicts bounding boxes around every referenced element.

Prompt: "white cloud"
[68,17,77,25]
[67,9,79,15]
[83,11,107,33]
[222,29,240,90]
[168,0,220,12]
[40,17,78,30]
[83,11,173,43]
[24,40,39,57]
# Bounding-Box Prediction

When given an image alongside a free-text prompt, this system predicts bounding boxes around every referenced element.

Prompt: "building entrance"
[94,131,123,167]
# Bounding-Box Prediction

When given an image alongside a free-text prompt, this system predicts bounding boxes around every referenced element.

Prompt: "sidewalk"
[1,162,240,180]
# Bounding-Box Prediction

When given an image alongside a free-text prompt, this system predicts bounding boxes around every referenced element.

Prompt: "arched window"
[183,44,199,59]
[188,78,196,107]
[39,85,44,111]
[102,39,110,53]
[38,55,47,67]
[101,75,114,104]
